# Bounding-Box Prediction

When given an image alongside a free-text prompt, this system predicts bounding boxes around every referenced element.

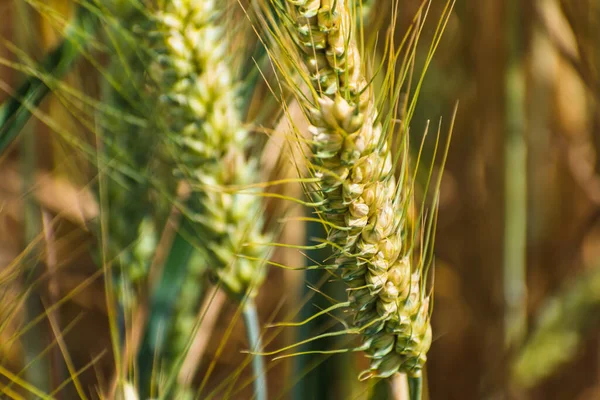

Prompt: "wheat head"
[267,0,432,379]
[100,2,163,310]
[145,0,270,300]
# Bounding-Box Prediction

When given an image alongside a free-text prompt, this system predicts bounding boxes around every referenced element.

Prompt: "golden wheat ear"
[250,0,455,397]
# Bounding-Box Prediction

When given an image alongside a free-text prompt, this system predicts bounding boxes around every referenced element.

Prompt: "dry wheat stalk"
[268,0,431,379]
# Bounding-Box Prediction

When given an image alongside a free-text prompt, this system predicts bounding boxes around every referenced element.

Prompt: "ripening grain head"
[258,0,434,379]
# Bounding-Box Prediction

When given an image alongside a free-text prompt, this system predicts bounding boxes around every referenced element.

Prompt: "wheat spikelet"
[267,0,432,378]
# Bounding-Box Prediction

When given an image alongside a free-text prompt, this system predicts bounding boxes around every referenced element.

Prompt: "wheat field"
[1,1,600,399]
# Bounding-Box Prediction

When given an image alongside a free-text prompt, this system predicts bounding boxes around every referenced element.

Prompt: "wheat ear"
[148,0,269,299]
[145,0,270,397]
[266,0,432,380]
[100,2,165,311]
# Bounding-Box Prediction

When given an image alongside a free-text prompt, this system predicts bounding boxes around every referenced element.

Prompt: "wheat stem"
[504,0,528,351]
[137,222,195,396]
[407,376,422,400]
[243,301,268,400]
[178,286,227,387]
[15,1,51,393]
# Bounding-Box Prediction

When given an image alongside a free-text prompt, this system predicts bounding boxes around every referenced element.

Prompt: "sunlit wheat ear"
[254,0,442,380]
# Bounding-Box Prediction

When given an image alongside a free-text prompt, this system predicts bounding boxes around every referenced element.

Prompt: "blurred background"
[1,0,600,399]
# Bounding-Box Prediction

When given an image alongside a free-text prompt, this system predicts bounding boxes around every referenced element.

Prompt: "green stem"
[504,0,527,350]
[242,301,267,400]
[14,2,51,394]
[408,376,423,400]
[368,379,392,400]
[20,103,50,398]
[0,5,96,154]
[292,219,338,400]
[138,221,194,398]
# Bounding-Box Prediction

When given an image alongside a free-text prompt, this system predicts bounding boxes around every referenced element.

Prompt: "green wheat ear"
[146,0,270,300]
[252,0,454,390]
[137,0,273,398]
[97,0,167,313]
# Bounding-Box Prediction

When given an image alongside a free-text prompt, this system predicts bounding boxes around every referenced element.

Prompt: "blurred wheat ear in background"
[3,0,600,399]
